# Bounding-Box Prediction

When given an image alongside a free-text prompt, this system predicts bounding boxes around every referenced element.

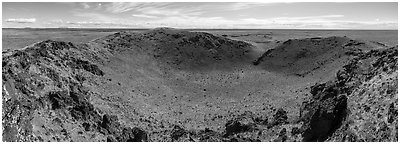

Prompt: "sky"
[2,2,398,29]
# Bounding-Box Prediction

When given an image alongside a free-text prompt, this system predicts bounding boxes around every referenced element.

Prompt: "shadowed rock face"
[299,47,398,142]
[300,86,348,141]
[224,111,256,136]
[2,28,397,142]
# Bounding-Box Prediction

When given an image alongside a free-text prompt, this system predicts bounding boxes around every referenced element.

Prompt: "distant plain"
[2,28,397,51]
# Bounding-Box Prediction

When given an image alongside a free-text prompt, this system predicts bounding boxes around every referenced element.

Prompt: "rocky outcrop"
[300,83,348,141]
[167,109,293,142]
[224,111,256,136]
[2,40,147,142]
[299,47,398,141]
[101,114,148,142]
[170,125,188,141]
[268,108,289,128]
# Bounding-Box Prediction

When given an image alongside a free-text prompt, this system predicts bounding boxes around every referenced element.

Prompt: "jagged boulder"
[224,111,256,136]
[274,128,288,142]
[268,108,289,128]
[115,127,148,142]
[171,125,188,141]
[300,84,348,141]
[195,128,223,142]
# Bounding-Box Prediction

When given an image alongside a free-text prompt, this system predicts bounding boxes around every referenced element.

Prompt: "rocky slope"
[92,27,253,71]
[2,28,398,142]
[169,46,398,142]
[2,40,147,142]
[253,36,377,76]
[300,47,398,141]
[156,43,398,142]
[2,28,255,142]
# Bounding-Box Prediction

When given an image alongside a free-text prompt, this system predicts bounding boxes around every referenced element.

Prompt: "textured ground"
[2,28,398,142]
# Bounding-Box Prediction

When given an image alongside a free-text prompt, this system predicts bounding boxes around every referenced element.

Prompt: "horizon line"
[2,27,398,31]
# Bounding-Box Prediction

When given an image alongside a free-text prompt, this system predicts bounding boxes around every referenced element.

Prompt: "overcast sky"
[2,2,398,29]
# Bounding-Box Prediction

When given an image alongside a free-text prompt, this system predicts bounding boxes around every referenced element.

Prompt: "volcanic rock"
[2,28,397,142]
[299,47,398,142]
[224,111,256,136]
[2,40,147,142]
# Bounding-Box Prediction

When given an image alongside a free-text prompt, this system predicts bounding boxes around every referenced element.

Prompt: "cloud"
[73,12,122,22]
[144,14,397,29]
[81,3,90,9]
[71,2,397,29]
[66,21,111,25]
[105,2,272,14]
[50,19,64,23]
[105,2,158,13]
[6,18,36,23]
[71,10,397,29]
[235,17,397,29]
[229,2,275,10]
[132,14,158,19]
[105,2,203,17]
[104,2,272,19]
[273,15,345,21]
[65,20,142,28]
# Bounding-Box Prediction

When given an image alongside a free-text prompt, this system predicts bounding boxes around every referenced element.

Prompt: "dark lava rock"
[268,108,288,128]
[225,120,252,136]
[168,126,223,142]
[224,111,256,136]
[171,125,187,141]
[253,115,268,125]
[226,137,261,142]
[67,58,104,76]
[300,47,398,142]
[106,135,117,142]
[388,103,397,123]
[116,127,148,142]
[196,128,222,142]
[46,87,100,121]
[98,114,148,142]
[300,75,350,141]
[291,127,301,136]
[100,114,121,135]
[48,91,74,110]
[274,128,288,142]
[300,92,347,142]
[82,123,91,131]
[2,40,146,142]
